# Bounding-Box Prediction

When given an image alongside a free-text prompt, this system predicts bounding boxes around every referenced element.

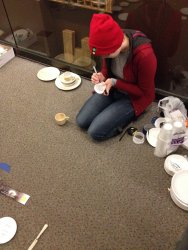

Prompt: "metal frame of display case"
[48,0,113,13]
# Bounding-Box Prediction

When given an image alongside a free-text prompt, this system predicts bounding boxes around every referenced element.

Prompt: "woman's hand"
[103,78,113,96]
[91,72,105,84]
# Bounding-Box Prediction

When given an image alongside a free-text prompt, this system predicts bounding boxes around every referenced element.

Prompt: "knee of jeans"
[76,114,84,128]
[88,126,105,141]
[76,114,88,129]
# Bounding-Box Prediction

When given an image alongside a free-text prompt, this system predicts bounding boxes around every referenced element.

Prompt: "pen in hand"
[93,66,97,74]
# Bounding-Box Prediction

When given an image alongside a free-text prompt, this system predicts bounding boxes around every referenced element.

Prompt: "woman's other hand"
[103,78,113,96]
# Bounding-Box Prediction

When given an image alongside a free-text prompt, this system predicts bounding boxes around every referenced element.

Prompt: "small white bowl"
[59,71,75,84]
[94,82,106,94]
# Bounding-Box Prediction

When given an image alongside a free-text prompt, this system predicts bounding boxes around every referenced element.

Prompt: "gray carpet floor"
[0,57,188,250]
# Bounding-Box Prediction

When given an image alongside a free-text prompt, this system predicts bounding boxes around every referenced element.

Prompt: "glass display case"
[0,0,188,105]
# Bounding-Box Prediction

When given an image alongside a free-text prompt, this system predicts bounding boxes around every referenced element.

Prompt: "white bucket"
[169,170,188,211]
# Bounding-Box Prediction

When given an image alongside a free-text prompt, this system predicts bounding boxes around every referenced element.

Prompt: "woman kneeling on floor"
[76,14,157,141]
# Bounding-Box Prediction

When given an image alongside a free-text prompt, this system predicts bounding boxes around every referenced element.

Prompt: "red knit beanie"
[89,14,124,56]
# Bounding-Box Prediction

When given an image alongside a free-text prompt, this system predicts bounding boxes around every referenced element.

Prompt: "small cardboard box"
[0,44,15,68]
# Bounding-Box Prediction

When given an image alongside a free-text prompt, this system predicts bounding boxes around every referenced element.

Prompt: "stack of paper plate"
[169,170,188,211]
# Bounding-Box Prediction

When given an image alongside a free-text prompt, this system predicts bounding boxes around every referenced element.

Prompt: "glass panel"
[1,0,188,102]
[0,0,16,45]
[112,0,188,101]
[1,0,108,76]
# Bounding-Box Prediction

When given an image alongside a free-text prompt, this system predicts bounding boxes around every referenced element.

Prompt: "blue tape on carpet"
[0,163,11,173]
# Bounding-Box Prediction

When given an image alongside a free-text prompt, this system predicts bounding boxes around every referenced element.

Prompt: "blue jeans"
[76,89,135,140]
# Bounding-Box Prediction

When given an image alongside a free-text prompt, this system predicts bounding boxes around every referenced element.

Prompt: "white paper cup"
[94,82,106,94]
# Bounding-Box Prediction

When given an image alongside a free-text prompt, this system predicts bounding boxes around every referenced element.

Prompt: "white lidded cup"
[55,113,69,125]
[154,123,173,157]
[158,122,173,141]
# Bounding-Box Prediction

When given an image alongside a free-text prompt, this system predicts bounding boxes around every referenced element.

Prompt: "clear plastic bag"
[158,96,187,120]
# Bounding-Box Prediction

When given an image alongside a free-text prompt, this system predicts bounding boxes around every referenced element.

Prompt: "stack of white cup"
[154,123,173,157]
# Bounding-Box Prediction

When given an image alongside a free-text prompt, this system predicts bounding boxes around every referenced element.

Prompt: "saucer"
[0,217,17,244]
[55,73,81,91]
[146,127,160,147]
[37,67,60,81]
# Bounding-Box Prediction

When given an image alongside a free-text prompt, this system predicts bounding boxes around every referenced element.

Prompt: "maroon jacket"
[101,30,157,117]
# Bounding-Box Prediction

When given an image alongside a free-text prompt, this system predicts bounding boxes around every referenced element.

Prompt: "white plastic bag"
[158,96,187,120]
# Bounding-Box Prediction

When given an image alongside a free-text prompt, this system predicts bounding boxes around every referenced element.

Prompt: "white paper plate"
[37,67,60,81]
[118,13,129,21]
[146,128,160,147]
[55,73,81,91]
[0,217,17,244]
[170,170,188,210]
[164,154,188,176]
[180,8,188,16]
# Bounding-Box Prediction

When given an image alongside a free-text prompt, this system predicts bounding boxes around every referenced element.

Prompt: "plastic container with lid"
[164,154,188,176]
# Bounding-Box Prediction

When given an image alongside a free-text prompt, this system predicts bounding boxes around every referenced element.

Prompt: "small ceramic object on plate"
[118,13,129,21]
[94,82,106,94]
[180,8,188,16]
[164,154,188,176]
[55,113,69,125]
[146,127,160,147]
[120,1,130,6]
[59,71,76,85]
[0,217,17,244]
[169,170,188,211]
[55,73,81,91]
[37,67,60,81]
